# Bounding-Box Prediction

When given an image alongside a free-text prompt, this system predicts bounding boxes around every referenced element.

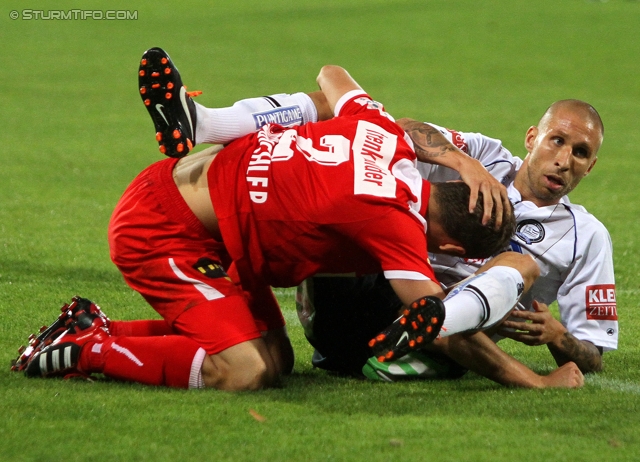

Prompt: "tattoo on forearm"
[406,123,458,159]
[552,333,603,373]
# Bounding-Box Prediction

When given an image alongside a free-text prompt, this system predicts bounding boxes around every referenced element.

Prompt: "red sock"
[109,320,175,337]
[80,336,206,389]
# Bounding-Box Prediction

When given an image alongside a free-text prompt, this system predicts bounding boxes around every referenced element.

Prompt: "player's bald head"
[540,99,604,139]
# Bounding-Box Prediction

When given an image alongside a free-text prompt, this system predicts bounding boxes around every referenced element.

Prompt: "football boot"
[368,296,445,362]
[11,296,110,372]
[24,311,110,378]
[138,47,201,157]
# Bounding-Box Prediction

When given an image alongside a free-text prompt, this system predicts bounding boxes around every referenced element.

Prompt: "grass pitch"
[1,0,640,460]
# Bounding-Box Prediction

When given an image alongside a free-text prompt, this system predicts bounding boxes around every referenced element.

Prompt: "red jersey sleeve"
[334,90,397,122]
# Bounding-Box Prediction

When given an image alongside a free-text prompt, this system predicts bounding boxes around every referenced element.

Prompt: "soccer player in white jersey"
[172,88,613,387]
[405,106,616,375]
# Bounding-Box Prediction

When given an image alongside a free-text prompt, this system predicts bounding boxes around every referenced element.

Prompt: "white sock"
[195,92,317,145]
[188,347,207,389]
[439,266,523,337]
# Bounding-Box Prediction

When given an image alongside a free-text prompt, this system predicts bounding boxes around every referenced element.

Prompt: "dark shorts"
[296,274,400,375]
[297,275,467,378]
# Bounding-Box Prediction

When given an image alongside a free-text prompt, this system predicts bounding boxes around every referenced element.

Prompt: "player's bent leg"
[194,92,318,145]
[307,91,333,121]
[371,260,534,363]
[436,253,539,336]
[435,253,539,337]
[201,338,278,390]
[439,265,525,335]
[108,319,175,337]
[18,302,208,389]
[475,252,540,291]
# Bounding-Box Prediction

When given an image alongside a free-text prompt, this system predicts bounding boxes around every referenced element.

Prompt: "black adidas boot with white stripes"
[24,312,110,378]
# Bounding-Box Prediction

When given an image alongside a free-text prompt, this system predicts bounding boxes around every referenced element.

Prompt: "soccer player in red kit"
[15,48,574,390]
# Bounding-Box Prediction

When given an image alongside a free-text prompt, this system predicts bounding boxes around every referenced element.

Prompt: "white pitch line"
[617,289,640,295]
[586,375,640,394]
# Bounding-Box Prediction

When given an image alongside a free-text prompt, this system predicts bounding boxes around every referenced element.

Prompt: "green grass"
[1,0,640,460]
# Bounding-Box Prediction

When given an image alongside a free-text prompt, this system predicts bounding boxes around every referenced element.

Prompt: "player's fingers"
[499,320,524,330]
[509,334,539,346]
[502,316,529,326]
[481,184,494,226]
[563,362,585,387]
[501,188,511,221]
[501,321,542,336]
[532,300,550,312]
[492,185,504,229]
[506,310,538,322]
[469,186,479,216]
[496,329,536,344]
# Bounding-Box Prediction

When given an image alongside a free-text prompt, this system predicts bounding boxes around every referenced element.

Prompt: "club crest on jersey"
[515,219,545,244]
[354,97,384,111]
[193,257,230,281]
[252,105,303,130]
[585,284,617,320]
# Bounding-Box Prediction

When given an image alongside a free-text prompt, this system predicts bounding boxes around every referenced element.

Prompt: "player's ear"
[585,156,598,176]
[438,243,466,256]
[525,126,538,153]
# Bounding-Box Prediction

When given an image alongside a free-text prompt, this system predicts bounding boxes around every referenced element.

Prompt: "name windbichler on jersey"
[352,121,397,197]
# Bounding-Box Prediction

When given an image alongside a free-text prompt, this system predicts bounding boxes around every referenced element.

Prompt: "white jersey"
[418,123,618,351]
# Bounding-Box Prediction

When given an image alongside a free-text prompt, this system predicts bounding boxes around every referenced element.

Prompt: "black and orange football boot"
[138,47,201,158]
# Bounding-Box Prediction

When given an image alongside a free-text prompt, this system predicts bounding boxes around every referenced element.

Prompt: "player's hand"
[540,362,584,388]
[456,158,511,229]
[395,118,510,228]
[497,300,567,346]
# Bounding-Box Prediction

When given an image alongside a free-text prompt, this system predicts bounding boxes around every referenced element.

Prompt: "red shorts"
[108,158,285,354]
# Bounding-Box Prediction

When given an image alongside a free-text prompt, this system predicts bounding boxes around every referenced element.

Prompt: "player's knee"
[493,252,540,289]
[201,349,275,391]
[514,253,540,288]
[225,355,272,391]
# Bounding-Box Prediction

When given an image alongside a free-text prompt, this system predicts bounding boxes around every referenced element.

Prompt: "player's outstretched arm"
[497,301,603,373]
[548,331,603,373]
[316,66,363,114]
[432,331,584,388]
[396,118,510,228]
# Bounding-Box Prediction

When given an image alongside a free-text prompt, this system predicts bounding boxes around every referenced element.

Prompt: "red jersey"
[209,90,436,290]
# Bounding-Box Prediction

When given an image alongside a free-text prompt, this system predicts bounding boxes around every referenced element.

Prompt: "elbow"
[581,356,603,374]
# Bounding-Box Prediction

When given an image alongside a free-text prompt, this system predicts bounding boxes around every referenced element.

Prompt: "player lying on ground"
[204,91,613,385]
[401,103,616,374]
[13,48,582,390]
[151,77,612,386]
[297,100,615,385]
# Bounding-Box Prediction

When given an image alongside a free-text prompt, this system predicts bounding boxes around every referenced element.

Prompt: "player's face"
[517,107,601,206]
